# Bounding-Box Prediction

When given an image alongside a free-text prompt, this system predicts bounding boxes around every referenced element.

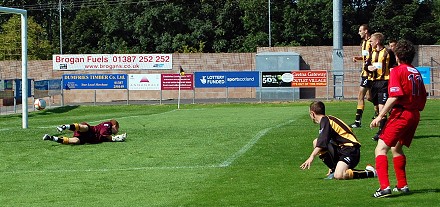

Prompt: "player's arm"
[352,56,363,62]
[300,146,323,170]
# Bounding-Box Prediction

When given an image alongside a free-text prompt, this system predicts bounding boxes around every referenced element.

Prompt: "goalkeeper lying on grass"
[43,119,126,144]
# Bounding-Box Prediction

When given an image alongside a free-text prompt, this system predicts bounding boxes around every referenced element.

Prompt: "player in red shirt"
[43,119,126,144]
[370,40,427,198]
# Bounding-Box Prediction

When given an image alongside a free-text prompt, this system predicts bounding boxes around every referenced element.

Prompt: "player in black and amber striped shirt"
[367,32,396,141]
[300,101,376,180]
[350,24,373,128]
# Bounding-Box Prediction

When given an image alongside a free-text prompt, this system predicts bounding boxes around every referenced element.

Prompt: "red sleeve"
[388,65,404,97]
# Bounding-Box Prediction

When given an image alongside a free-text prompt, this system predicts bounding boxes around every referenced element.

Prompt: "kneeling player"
[300,101,376,180]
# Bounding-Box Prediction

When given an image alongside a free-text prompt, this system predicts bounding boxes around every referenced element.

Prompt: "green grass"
[0,100,439,206]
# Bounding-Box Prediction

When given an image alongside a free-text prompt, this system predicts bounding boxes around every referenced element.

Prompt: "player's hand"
[300,157,314,170]
[352,57,357,62]
[368,65,376,71]
[370,117,381,128]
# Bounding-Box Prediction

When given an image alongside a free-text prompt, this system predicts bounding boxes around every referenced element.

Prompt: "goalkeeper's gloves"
[112,133,126,142]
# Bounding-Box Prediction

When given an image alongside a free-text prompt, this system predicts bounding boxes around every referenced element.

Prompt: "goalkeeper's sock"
[52,136,69,144]
[52,136,60,142]
[64,123,79,131]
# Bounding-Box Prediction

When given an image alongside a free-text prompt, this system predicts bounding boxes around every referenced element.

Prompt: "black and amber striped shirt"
[316,115,361,149]
[368,47,396,81]
[360,38,372,78]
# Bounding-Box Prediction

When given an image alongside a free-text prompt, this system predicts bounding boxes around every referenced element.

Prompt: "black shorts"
[370,80,388,105]
[336,145,360,169]
[360,76,372,88]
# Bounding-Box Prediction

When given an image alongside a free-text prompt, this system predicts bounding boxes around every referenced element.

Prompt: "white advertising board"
[128,74,161,90]
[53,54,172,70]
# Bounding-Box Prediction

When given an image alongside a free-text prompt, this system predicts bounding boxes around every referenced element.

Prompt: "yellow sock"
[74,123,80,131]
[346,169,354,179]
[62,137,69,144]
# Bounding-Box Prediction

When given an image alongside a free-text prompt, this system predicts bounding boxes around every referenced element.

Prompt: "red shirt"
[90,121,114,141]
[388,63,427,111]
[74,121,113,144]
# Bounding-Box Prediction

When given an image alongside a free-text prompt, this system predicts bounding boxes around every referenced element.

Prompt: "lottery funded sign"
[161,74,194,90]
[53,54,172,70]
[291,70,327,87]
[194,71,259,88]
[62,74,127,89]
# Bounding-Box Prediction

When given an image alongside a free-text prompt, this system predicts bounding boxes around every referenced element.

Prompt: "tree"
[0,15,52,60]
[294,0,333,46]
[63,7,105,54]
[370,0,440,44]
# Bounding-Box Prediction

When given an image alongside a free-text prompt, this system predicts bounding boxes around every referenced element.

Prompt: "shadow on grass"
[387,188,440,198]
[31,105,80,117]
[0,105,80,119]
[413,135,440,139]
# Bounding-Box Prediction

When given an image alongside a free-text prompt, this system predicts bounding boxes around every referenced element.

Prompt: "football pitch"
[0,100,439,206]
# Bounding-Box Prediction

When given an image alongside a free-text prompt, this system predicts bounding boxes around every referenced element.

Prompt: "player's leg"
[42,134,81,144]
[57,123,79,132]
[372,104,387,141]
[350,86,368,128]
[316,139,337,175]
[57,123,89,132]
[373,139,392,197]
[391,142,410,193]
[390,112,419,194]
[333,146,376,179]
[373,89,389,141]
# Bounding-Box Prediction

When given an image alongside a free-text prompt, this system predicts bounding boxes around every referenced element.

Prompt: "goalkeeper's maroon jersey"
[73,121,113,144]
[388,63,427,111]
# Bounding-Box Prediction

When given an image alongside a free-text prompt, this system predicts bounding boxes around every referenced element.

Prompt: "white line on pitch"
[1,164,221,174]
[218,119,295,167]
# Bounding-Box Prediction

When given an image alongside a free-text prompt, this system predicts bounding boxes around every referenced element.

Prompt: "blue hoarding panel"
[34,80,49,90]
[194,71,259,88]
[62,74,127,89]
[48,79,62,90]
[14,79,32,98]
[35,79,62,90]
[416,66,431,84]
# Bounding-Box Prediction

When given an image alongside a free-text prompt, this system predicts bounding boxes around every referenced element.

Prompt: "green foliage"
[2,0,440,55]
[177,41,206,53]
[0,15,53,60]
[370,0,440,44]
[0,100,439,206]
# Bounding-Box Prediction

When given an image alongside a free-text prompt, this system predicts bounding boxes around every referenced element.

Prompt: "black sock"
[56,137,64,143]
[355,109,363,121]
[352,169,375,179]
[378,117,388,134]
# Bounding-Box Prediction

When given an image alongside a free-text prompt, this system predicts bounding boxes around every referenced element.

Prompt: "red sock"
[376,155,389,189]
[393,155,407,188]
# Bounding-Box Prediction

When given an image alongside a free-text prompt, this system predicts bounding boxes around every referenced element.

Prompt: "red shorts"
[379,108,420,147]
[73,122,100,144]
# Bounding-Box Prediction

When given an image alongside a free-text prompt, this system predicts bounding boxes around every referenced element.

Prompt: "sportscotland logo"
[153,64,164,68]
